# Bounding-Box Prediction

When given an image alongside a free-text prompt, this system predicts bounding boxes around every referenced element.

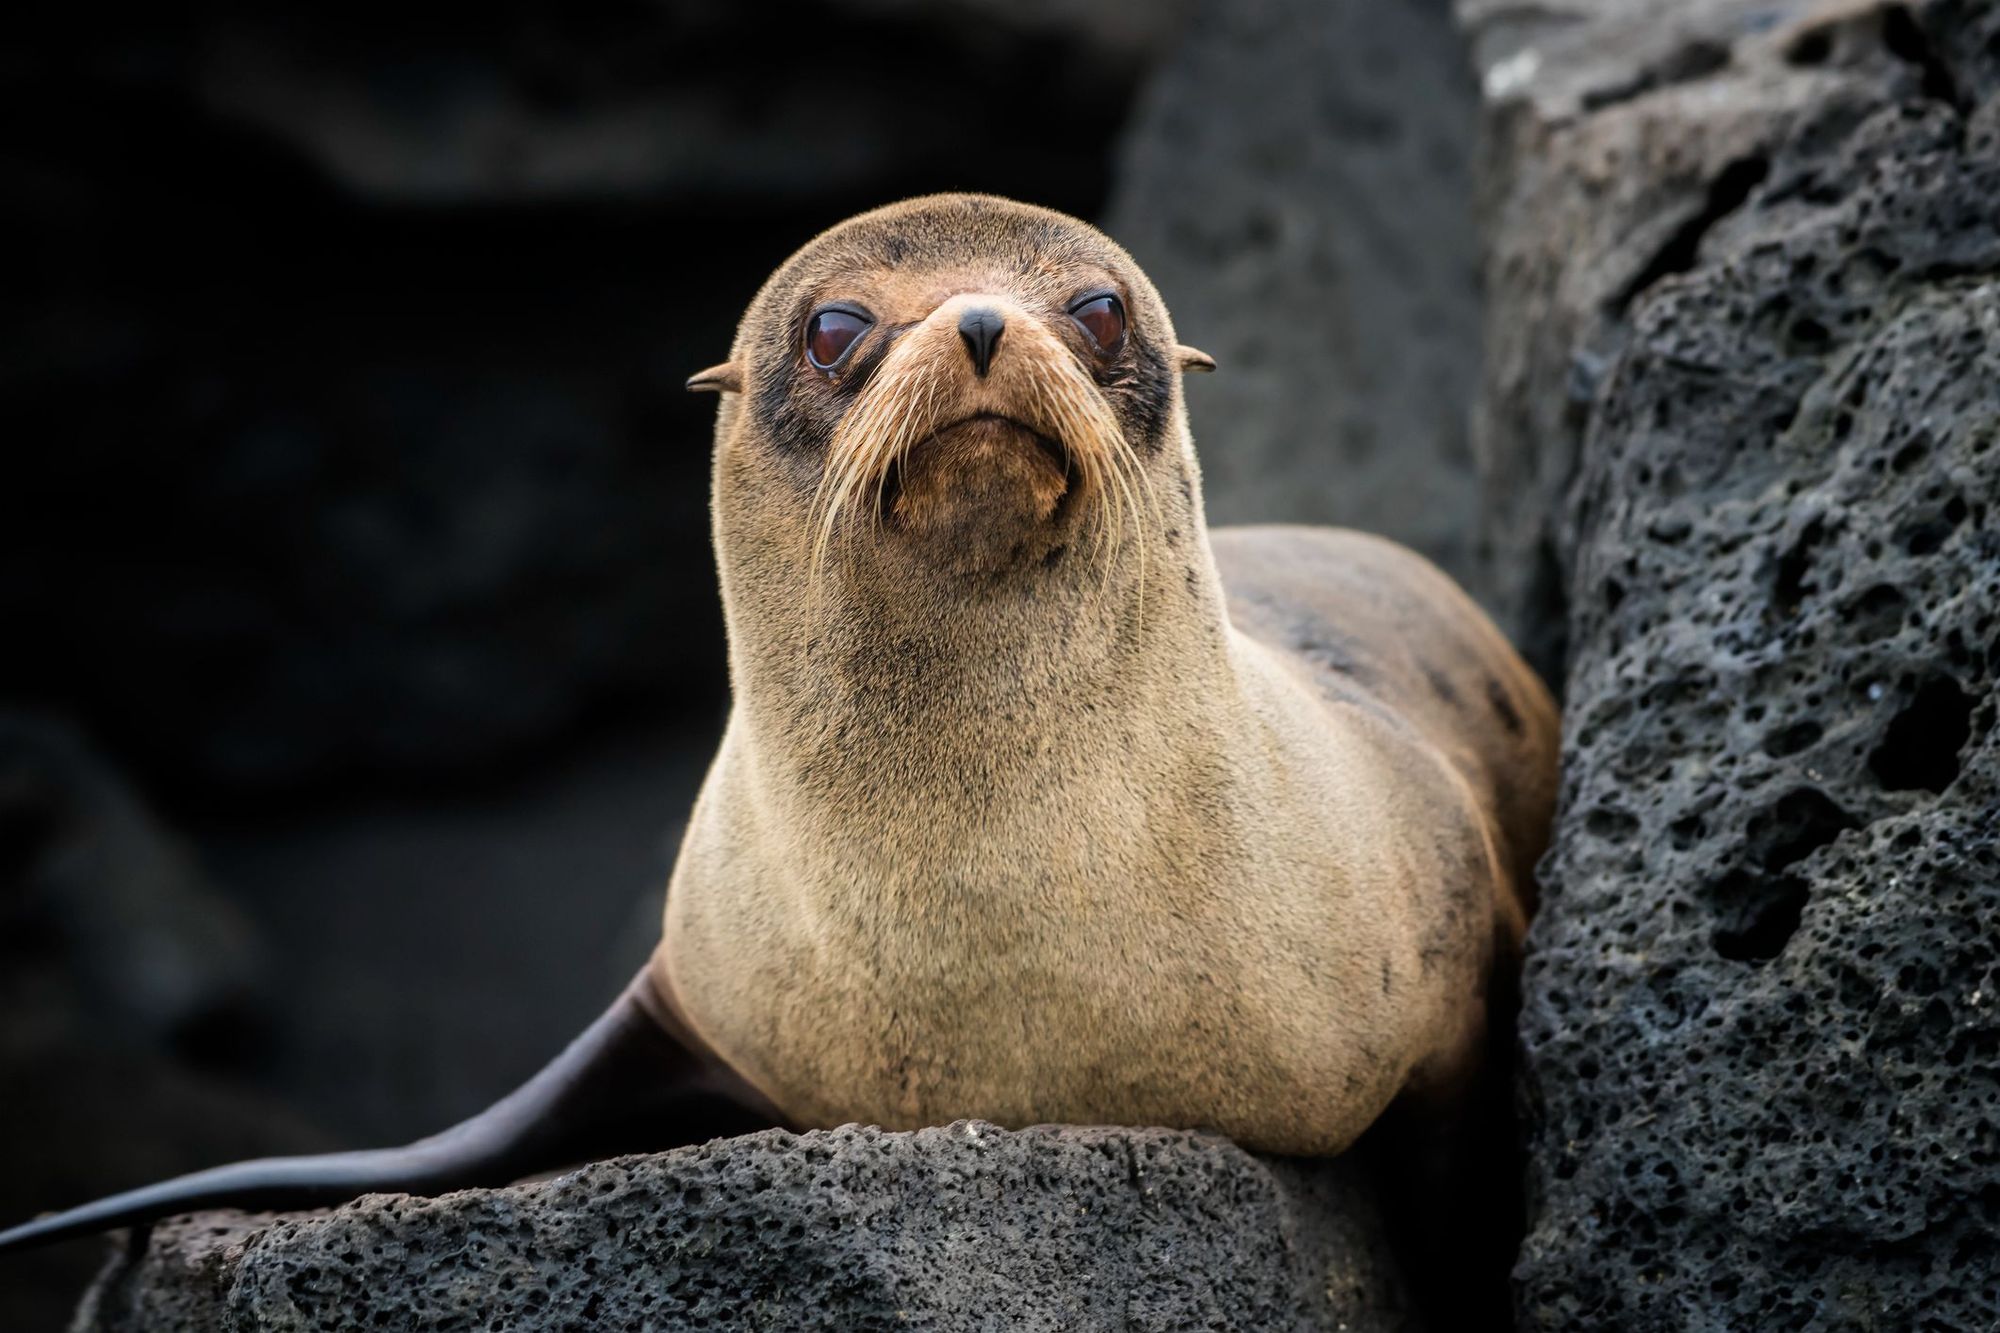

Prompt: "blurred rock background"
[0,0,1488,1326]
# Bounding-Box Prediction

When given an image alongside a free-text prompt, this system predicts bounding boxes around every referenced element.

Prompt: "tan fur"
[652,194,1558,1156]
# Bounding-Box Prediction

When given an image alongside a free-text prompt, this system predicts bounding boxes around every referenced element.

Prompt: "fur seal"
[0,193,1555,1255]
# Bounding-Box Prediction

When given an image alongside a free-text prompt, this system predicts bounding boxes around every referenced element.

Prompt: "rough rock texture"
[74,1123,1422,1333]
[1460,0,2000,1327]
[1107,0,1487,589]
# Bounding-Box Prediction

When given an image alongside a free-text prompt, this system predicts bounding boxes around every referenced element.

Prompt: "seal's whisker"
[815,334,960,583]
[879,374,946,538]
[1117,434,1164,626]
[1105,433,1148,620]
[1032,360,1129,590]
[817,373,888,572]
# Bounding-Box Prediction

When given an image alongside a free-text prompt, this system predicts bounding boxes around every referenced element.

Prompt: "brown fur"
[652,194,1558,1156]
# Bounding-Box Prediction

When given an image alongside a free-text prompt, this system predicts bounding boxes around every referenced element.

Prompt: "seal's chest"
[716,910,1258,1135]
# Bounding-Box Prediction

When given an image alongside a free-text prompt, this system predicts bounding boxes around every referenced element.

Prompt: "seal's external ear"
[687,362,744,394]
[1175,345,1217,373]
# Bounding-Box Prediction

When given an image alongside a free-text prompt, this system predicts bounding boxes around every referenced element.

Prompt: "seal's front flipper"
[0,969,782,1254]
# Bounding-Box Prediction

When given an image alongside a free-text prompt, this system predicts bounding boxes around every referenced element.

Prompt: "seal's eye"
[1069,293,1126,354]
[806,307,871,370]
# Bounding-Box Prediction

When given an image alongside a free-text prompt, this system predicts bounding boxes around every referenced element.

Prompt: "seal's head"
[692,194,1213,587]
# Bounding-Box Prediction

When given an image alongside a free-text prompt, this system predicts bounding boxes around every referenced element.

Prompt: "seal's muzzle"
[812,292,1146,579]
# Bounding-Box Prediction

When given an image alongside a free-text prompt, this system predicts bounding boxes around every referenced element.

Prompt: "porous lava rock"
[1107,0,1487,589]
[1459,0,2000,1326]
[74,1123,1421,1333]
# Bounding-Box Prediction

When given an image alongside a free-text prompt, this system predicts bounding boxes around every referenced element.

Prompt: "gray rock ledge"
[73,1122,1421,1333]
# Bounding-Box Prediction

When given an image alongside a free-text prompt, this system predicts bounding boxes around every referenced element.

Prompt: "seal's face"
[696,195,1211,582]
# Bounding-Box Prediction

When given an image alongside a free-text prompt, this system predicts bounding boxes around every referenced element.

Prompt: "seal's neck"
[721,528,1244,874]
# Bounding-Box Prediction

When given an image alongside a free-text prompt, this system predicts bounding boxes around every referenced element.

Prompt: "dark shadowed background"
[0,1,1485,1325]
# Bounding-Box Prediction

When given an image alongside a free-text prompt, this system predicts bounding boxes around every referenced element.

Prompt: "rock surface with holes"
[1460,0,2000,1327]
[74,1123,1423,1333]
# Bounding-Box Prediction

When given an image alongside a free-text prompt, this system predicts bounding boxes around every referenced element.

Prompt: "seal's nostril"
[957,308,1005,377]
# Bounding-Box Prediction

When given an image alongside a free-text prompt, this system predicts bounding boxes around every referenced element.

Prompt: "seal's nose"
[957,307,1005,377]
